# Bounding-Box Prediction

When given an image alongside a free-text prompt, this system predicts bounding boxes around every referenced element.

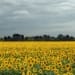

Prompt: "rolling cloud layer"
[0,0,75,36]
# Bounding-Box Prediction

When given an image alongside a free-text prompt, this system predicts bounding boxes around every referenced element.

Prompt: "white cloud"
[13,10,29,15]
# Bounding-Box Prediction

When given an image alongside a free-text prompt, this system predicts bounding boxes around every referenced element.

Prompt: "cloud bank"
[0,0,75,36]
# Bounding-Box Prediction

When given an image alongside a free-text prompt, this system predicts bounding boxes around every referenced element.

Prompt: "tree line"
[0,33,75,41]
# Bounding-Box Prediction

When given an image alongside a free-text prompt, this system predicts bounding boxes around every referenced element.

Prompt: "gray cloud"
[0,0,75,36]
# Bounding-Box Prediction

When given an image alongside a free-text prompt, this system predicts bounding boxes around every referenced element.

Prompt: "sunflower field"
[0,42,75,75]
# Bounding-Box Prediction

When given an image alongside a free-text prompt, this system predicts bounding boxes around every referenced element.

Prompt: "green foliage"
[0,69,21,75]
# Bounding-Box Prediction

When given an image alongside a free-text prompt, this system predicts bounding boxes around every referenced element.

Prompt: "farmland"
[0,42,75,75]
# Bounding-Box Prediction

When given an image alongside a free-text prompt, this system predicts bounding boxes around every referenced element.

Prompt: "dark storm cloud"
[0,0,75,36]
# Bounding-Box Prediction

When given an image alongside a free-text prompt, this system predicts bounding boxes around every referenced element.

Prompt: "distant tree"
[50,36,56,41]
[8,36,11,40]
[24,37,29,41]
[70,36,75,40]
[64,35,70,40]
[43,35,50,41]
[12,33,24,41]
[57,34,64,40]
[21,35,24,40]
[4,36,8,41]
[64,35,75,41]
[1,33,75,41]
[0,38,3,41]
[33,36,43,41]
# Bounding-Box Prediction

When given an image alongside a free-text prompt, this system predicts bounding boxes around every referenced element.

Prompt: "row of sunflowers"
[0,42,75,75]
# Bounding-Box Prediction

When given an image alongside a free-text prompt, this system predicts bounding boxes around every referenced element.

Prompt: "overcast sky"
[0,0,75,36]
